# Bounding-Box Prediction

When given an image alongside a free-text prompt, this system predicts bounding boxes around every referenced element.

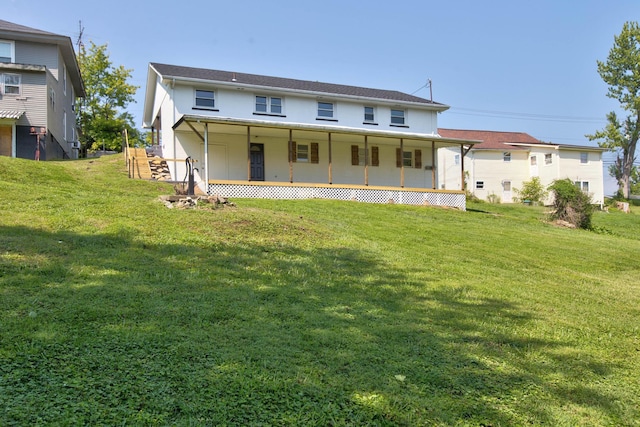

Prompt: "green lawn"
[1,155,639,426]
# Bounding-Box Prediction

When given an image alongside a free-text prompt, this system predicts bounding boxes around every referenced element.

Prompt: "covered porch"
[163,115,476,209]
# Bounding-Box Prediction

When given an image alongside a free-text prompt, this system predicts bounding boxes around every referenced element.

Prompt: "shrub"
[486,192,501,204]
[548,178,594,229]
[514,177,548,205]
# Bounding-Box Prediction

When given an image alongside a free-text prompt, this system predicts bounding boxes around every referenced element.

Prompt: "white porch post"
[400,138,405,188]
[364,135,369,186]
[460,144,465,191]
[204,122,209,193]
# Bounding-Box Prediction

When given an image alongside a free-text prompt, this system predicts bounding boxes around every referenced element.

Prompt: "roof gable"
[149,62,447,107]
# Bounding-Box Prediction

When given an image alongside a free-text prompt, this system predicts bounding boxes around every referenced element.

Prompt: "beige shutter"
[371,146,379,167]
[415,149,422,169]
[351,145,359,165]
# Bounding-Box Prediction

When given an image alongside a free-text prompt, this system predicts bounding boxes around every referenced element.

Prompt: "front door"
[0,125,12,157]
[502,180,512,203]
[250,143,265,181]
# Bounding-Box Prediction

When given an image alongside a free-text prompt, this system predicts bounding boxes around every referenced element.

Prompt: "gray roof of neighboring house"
[149,62,446,107]
[0,19,85,97]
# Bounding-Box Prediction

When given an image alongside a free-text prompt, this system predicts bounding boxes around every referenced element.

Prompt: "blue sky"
[5,0,640,194]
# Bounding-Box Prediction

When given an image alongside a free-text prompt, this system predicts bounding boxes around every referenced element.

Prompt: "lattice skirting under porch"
[207,183,466,210]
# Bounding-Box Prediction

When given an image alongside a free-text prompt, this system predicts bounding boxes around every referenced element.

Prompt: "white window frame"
[580,152,589,164]
[575,181,589,192]
[49,87,55,110]
[503,152,511,162]
[2,73,21,95]
[545,153,553,165]
[402,150,413,167]
[63,65,67,95]
[297,143,309,162]
[358,147,370,166]
[255,95,283,115]
[194,89,216,109]
[0,40,14,63]
[63,110,67,141]
[317,101,334,119]
[364,106,376,123]
[390,109,406,126]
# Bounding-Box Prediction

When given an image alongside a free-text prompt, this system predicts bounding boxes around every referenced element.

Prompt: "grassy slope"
[1,155,639,426]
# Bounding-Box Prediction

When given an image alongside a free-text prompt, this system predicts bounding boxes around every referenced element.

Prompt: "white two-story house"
[142,63,478,209]
[0,19,84,160]
[438,129,605,206]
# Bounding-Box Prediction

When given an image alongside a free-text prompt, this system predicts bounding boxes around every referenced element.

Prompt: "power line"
[448,107,606,123]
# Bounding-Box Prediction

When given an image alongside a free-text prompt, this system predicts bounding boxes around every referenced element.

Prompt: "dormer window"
[194,89,215,109]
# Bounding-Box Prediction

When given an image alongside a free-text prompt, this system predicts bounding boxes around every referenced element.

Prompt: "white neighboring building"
[142,63,478,208]
[438,129,605,205]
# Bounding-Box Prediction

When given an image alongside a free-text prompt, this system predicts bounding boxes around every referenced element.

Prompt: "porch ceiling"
[173,114,481,148]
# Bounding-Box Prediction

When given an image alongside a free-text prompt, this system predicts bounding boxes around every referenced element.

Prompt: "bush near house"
[513,176,548,205]
[548,178,594,228]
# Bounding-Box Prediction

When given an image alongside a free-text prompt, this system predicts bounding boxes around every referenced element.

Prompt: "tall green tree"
[587,21,640,199]
[77,41,140,152]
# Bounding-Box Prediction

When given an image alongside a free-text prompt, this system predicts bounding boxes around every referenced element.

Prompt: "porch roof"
[173,114,481,147]
[0,110,24,120]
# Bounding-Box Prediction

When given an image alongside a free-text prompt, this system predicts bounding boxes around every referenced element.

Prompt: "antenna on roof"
[76,20,84,52]
[411,78,433,102]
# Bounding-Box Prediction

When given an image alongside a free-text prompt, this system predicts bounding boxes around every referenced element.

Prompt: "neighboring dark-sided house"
[0,19,84,160]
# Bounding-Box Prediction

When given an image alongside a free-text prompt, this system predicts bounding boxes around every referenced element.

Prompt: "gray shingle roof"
[150,62,444,106]
[0,19,58,36]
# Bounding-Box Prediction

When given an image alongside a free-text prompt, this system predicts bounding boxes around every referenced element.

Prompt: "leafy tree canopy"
[587,21,640,199]
[77,42,141,152]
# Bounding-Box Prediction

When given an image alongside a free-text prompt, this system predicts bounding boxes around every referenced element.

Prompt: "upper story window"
[63,65,67,95]
[317,102,334,119]
[0,40,14,63]
[255,96,283,115]
[545,153,553,165]
[390,109,406,126]
[364,106,376,123]
[454,154,460,165]
[503,152,511,162]
[580,152,589,164]
[1,73,21,95]
[49,88,55,110]
[194,89,215,109]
